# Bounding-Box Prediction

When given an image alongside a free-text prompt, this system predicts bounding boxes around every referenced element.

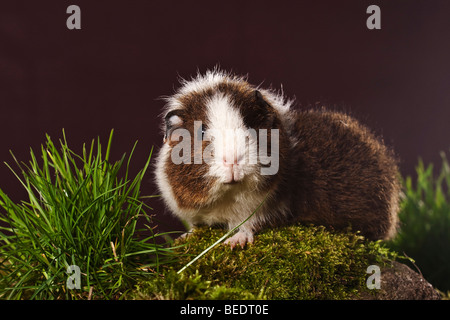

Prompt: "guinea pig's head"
[155,70,288,215]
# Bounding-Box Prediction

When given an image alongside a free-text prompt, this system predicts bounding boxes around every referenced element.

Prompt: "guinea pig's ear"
[254,90,276,126]
[164,109,185,143]
[255,90,269,108]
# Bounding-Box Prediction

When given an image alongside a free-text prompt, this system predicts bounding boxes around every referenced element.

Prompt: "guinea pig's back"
[287,109,400,240]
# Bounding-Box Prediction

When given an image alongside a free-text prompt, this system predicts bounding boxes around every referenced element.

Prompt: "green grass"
[0,130,177,299]
[387,152,450,292]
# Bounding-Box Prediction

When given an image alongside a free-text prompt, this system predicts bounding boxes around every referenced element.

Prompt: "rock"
[359,261,441,300]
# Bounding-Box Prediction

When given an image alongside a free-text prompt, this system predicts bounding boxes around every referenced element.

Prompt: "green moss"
[130,224,398,300]
[131,270,258,300]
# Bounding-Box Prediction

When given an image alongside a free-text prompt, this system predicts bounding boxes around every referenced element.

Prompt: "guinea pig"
[155,69,401,248]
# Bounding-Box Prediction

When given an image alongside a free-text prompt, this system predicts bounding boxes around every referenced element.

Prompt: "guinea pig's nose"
[223,155,235,167]
[223,154,244,167]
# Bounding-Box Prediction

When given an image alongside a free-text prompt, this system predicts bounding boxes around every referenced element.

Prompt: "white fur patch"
[204,93,260,184]
[178,69,230,96]
[205,93,244,132]
[154,144,192,220]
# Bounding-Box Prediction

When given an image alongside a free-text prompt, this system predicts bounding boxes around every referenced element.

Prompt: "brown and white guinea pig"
[155,69,401,248]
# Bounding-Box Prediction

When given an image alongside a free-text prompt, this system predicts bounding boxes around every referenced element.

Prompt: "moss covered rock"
[131,224,405,300]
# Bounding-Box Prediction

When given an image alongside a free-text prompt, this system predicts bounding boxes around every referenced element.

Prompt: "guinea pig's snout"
[222,153,245,184]
[208,128,258,184]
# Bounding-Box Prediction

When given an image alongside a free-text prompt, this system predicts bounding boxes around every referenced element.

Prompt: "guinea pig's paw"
[179,229,194,240]
[224,230,254,249]
[180,232,190,239]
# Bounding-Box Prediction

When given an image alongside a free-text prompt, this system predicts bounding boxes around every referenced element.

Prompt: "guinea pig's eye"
[197,124,208,141]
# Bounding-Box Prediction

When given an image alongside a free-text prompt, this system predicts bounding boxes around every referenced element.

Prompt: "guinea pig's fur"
[155,69,401,248]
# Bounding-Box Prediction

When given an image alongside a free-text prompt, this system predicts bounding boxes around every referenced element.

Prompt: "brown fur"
[272,109,400,240]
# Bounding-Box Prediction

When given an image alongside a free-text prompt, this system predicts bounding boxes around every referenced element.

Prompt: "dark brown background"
[1,0,450,231]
